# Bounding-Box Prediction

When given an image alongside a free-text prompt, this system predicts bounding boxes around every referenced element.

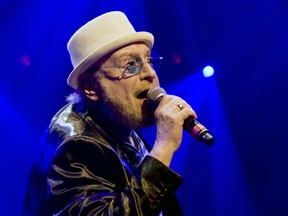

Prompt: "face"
[91,43,160,129]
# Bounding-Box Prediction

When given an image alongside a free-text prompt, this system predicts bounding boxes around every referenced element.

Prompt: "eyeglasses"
[100,56,163,79]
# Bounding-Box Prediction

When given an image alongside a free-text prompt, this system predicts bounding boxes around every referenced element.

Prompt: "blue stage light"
[203,66,214,77]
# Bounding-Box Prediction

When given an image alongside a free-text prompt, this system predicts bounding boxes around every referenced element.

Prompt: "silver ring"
[176,102,184,110]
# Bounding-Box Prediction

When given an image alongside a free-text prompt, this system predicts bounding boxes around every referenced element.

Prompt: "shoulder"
[41,102,115,164]
[49,103,85,138]
[46,102,108,145]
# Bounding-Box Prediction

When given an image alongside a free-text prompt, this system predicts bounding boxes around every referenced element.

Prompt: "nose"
[139,62,157,81]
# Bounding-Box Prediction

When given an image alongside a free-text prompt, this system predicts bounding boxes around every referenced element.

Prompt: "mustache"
[133,83,153,99]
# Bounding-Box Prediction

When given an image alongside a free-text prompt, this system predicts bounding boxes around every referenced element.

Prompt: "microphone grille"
[147,87,166,105]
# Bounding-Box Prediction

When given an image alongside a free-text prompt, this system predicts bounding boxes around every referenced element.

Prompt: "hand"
[149,95,197,167]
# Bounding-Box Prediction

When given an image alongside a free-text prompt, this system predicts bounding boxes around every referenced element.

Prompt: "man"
[22,11,196,215]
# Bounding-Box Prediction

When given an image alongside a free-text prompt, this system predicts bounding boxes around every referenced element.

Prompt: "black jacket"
[22,102,183,215]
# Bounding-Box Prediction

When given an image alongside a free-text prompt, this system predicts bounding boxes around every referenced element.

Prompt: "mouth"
[135,89,150,99]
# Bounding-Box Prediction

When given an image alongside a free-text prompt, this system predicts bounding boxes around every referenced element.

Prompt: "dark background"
[0,0,287,215]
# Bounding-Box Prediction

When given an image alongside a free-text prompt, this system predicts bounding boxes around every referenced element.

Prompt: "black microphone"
[147,87,215,146]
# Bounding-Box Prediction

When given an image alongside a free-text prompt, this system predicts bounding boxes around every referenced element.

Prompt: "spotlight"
[19,55,31,67]
[203,66,214,77]
[172,54,182,65]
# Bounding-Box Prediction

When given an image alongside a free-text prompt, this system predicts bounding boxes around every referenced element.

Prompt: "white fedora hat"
[67,11,154,89]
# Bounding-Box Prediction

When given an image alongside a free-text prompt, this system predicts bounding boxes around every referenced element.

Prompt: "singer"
[22,11,200,216]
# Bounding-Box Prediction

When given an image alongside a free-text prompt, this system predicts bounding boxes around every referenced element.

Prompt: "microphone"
[147,87,215,146]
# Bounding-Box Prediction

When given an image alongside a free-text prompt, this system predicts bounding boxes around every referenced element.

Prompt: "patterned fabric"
[22,102,183,215]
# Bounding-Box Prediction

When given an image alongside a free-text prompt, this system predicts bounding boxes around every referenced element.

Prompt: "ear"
[84,89,99,101]
[81,71,100,102]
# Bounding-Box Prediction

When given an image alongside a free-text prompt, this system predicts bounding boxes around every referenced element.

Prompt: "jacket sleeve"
[47,137,183,215]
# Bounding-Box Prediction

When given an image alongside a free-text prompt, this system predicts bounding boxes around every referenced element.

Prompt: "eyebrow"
[118,50,151,60]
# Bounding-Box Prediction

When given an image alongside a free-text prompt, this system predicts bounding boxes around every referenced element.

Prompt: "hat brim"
[67,31,154,89]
